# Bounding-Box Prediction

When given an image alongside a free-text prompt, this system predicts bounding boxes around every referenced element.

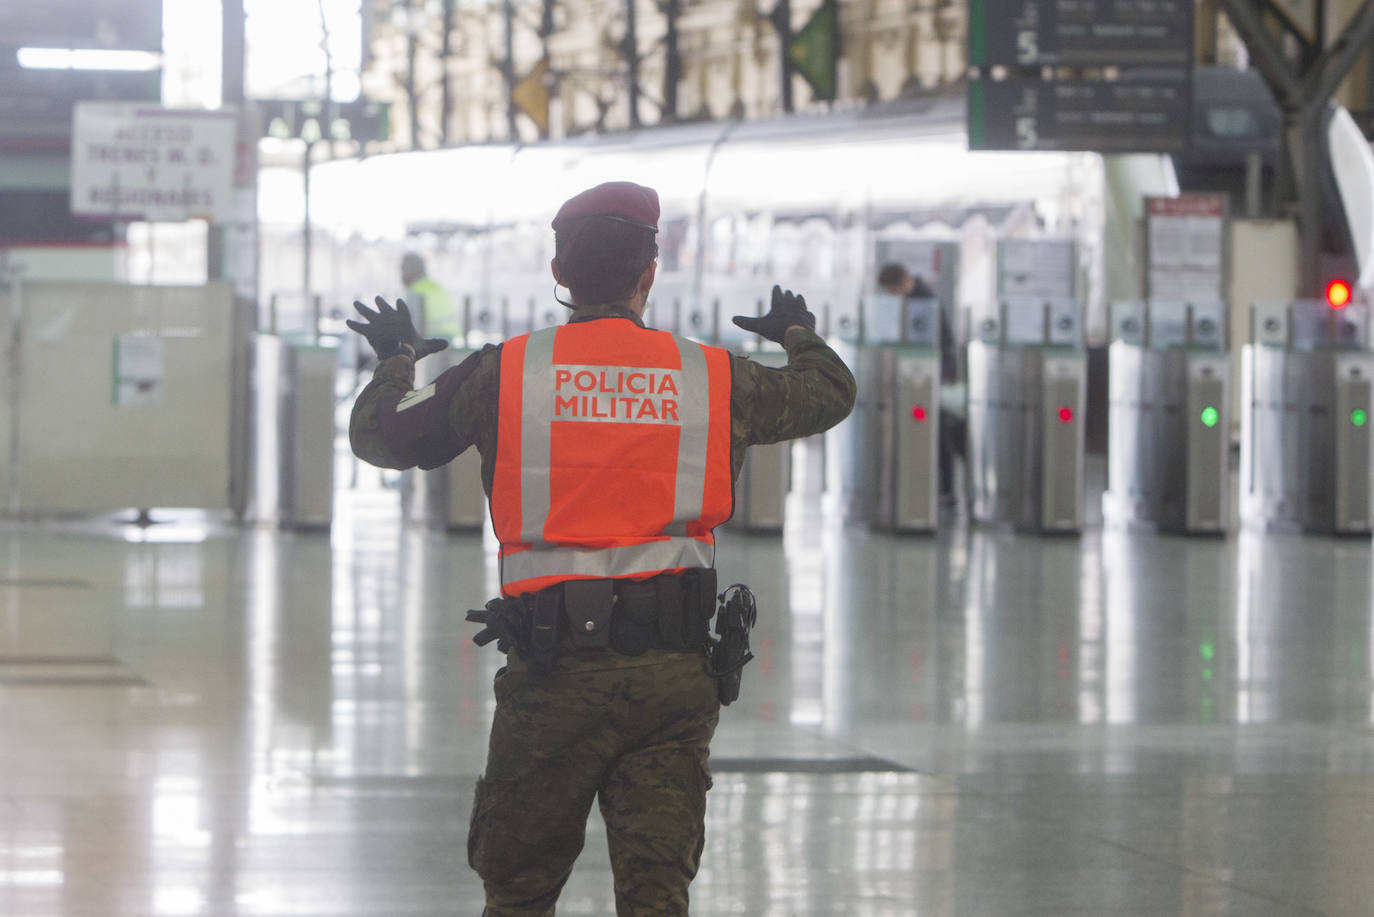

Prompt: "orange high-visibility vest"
[492,318,734,597]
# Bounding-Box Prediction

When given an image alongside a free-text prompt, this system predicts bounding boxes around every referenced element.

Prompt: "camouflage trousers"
[468,651,722,916]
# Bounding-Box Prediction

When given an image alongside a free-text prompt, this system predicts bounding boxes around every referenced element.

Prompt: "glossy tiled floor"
[3,458,1373,916]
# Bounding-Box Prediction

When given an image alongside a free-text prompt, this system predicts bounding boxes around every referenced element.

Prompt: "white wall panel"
[0,282,237,516]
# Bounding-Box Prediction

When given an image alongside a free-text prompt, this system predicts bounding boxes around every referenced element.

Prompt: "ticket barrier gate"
[1104,300,1230,533]
[1240,300,1374,534]
[729,349,791,532]
[402,346,487,531]
[464,294,504,346]
[967,299,1085,533]
[272,337,337,529]
[827,296,942,533]
[703,294,790,532]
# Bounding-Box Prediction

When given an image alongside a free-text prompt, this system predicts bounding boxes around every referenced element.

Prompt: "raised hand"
[346,296,449,360]
[731,285,816,344]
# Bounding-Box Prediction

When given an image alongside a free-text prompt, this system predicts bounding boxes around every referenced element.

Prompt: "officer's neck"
[569,287,646,314]
[568,301,647,327]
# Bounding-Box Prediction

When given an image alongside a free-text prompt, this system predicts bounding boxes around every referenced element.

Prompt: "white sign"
[113,335,165,407]
[71,103,236,223]
[1147,194,1226,302]
[998,239,1076,299]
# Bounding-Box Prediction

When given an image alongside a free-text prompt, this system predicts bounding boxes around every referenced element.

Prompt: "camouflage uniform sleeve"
[349,354,420,470]
[729,327,857,469]
[349,345,501,479]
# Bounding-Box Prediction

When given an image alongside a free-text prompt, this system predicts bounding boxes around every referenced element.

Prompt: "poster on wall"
[1146,194,1227,302]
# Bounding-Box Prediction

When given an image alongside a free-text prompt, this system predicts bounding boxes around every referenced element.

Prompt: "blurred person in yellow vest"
[401,251,461,343]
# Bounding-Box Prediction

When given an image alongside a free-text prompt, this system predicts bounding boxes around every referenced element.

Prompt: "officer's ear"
[550,258,566,287]
[634,260,657,299]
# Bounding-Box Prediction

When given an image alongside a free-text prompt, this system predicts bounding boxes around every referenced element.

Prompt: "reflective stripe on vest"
[492,320,733,596]
[500,537,715,594]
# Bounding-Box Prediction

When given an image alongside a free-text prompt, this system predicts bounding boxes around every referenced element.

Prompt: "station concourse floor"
[2,460,1373,916]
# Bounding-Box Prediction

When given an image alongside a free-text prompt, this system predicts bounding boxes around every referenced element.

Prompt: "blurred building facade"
[361,0,968,147]
[357,0,1373,150]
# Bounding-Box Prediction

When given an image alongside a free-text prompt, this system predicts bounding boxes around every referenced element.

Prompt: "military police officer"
[348,181,855,916]
[401,251,462,342]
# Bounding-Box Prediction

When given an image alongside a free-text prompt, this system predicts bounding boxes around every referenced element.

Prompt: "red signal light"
[1326,279,1353,309]
[911,405,928,422]
[1057,406,1074,424]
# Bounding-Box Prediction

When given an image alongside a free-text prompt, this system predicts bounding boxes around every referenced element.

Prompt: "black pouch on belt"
[527,589,563,674]
[690,568,718,635]
[610,579,658,656]
[655,574,688,651]
[651,569,718,652]
[563,579,614,650]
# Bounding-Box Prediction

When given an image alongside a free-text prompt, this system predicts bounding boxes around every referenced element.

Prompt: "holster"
[705,583,758,706]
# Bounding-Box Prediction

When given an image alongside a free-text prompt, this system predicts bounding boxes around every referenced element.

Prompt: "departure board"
[969,0,1194,69]
[967,0,1193,153]
[969,75,1190,152]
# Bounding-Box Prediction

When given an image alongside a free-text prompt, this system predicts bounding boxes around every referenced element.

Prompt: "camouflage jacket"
[349,304,857,489]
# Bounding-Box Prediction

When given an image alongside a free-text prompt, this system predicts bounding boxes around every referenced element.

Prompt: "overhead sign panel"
[969,74,1190,152]
[970,0,1193,68]
[70,103,236,223]
[968,0,1193,154]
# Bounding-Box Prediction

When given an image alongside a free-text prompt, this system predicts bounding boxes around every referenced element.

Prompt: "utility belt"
[467,569,718,675]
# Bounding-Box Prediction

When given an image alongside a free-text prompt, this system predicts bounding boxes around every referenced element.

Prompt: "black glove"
[465,599,529,656]
[732,285,816,344]
[346,296,449,361]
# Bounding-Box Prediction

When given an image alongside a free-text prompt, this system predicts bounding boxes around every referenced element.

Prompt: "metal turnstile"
[1240,299,1373,534]
[967,298,1086,533]
[465,294,503,347]
[1104,300,1230,533]
[276,339,337,529]
[731,349,791,532]
[401,346,487,531]
[827,295,942,532]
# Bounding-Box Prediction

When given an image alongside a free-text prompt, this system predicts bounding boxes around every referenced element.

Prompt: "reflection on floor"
[2,478,1372,916]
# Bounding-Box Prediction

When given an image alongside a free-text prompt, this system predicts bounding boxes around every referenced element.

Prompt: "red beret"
[552,181,659,233]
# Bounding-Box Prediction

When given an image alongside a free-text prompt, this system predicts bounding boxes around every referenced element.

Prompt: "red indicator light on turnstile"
[911,405,928,422]
[1057,406,1074,424]
[1326,279,1353,309]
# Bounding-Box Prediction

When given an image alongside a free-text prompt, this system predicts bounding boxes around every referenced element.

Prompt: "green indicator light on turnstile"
[1353,409,1369,427]
[1200,406,1219,428]
[1200,642,1215,662]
